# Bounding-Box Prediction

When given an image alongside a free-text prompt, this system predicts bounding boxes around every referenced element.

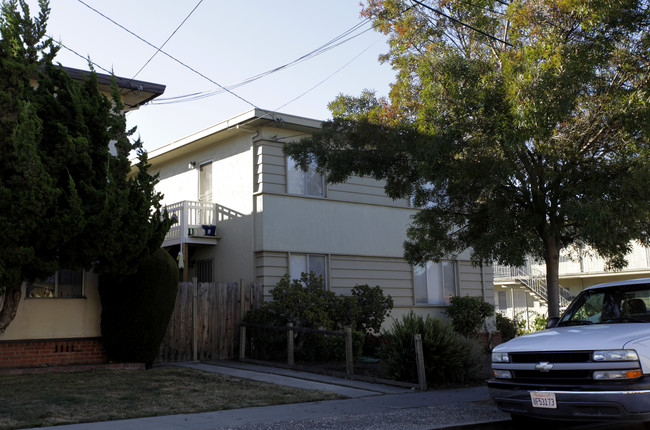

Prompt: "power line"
[125,0,204,87]
[152,19,376,105]
[52,38,114,75]
[75,0,259,110]
[410,0,512,47]
[273,37,384,113]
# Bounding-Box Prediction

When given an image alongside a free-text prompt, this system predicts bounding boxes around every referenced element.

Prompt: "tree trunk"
[0,282,22,336]
[544,237,561,318]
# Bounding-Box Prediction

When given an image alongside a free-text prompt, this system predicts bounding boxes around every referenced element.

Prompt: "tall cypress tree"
[0,0,169,334]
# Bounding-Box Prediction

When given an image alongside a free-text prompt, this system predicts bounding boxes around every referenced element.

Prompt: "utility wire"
[273,38,384,113]
[152,19,375,105]
[125,0,204,88]
[410,0,512,47]
[75,0,259,109]
[52,38,114,75]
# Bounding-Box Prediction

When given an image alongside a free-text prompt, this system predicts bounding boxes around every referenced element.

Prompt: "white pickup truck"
[488,278,650,424]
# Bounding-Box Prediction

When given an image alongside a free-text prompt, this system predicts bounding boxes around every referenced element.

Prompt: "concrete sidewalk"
[31,361,509,430]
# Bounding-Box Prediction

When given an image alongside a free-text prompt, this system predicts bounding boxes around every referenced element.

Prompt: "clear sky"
[33,0,396,152]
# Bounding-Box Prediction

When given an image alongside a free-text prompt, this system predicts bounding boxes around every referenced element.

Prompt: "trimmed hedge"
[99,248,178,368]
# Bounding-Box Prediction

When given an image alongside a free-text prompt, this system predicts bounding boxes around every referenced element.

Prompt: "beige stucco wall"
[0,272,102,341]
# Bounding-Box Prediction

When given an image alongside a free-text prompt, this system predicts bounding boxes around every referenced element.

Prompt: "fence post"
[192,277,198,362]
[239,325,246,360]
[345,327,354,376]
[414,333,427,390]
[287,323,294,366]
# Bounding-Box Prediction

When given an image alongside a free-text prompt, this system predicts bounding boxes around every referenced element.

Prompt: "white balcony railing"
[163,201,218,246]
[493,264,572,308]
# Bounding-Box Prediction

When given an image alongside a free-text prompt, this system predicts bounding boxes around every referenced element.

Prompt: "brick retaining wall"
[0,338,107,369]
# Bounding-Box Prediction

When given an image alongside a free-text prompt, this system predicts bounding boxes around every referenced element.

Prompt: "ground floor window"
[497,290,508,310]
[26,270,85,298]
[289,253,327,287]
[196,259,213,283]
[414,261,457,305]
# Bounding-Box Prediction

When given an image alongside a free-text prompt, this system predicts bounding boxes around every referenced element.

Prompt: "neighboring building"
[493,243,650,325]
[0,67,165,369]
[148,109,495,326]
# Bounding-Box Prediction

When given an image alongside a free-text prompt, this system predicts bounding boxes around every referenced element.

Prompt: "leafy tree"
[285,0,650,317]
[0,0,169,334]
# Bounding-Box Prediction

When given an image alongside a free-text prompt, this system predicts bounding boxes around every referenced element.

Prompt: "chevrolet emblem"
[535,362,554,372]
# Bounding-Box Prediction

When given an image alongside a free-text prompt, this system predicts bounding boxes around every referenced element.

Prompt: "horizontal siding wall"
[328,176,411,208]
[329,255,414,307]
[254,128,410,208]
[254,139,285,194]
[255,251,414,306]
[254,251,288,297]
[458,261,494,303]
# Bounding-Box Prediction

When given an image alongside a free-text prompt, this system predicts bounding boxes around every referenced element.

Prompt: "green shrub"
[99,248,178,368]
[242,273,393,362]
[296,330,365,362]
[495,311,548,342]
[530,312,548,333]
[349,284,394,333]
[495,313,518,342]
[363,333,391,357]
[445,296,495,338]
[242,306,287,361]
[380,312,482,385]
[268,273,339,329]
[514,311,547,335]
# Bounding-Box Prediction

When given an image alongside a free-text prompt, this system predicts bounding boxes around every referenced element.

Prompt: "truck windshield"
[558,285,650,326]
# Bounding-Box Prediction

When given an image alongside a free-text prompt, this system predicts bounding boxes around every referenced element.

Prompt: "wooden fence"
[157,280,263,363]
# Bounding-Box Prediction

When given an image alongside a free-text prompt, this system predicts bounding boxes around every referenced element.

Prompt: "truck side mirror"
[546,316,559,328]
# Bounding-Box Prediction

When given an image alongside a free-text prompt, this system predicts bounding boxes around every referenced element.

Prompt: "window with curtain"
[414,261,457,305]
[26,270,85,298]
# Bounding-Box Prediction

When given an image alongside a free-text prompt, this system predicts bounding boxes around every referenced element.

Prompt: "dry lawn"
[0,367,343,429]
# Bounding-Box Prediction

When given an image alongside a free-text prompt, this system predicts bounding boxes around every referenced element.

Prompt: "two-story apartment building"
[148,109,495,324]
[494,243,650,326]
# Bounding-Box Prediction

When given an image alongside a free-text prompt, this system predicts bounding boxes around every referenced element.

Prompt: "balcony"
[163,201,220,247]
[494,264,572,308]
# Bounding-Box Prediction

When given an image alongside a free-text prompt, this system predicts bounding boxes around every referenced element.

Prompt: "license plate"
[530,391,557,409]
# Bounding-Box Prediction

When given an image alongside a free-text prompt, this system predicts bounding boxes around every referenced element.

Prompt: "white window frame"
[413,261,458,305]
[289,253,328,288]
[286,157,325,197]
[198,160,213,203]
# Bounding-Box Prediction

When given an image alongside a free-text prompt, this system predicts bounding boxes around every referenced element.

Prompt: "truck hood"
[494,323,650,352]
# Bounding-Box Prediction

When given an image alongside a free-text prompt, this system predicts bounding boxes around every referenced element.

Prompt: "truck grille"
[508,351,594,383]
[510,351,591,364]
[513,369,592,380]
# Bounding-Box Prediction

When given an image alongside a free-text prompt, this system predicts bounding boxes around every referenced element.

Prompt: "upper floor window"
[287,157,324,197]
[26,269,85,298]
[290,253,328,287]
[414,261,457,305]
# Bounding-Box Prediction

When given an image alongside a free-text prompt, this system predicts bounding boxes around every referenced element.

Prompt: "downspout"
[250,127,260,287]
[480,261,486,300]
